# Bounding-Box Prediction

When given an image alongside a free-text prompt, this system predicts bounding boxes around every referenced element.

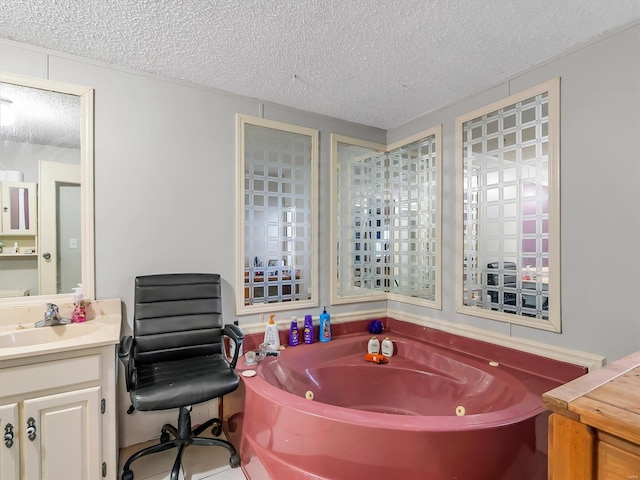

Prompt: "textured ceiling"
[0,1,638,129]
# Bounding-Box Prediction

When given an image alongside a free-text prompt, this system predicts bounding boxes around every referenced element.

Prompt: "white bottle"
[484,294,492,310]
[264,314,280,351]
[381,337,394,357]
[368,336,380,354]
[13,242,19,253]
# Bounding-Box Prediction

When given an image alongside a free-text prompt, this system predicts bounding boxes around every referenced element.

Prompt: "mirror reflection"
[237,114,318,314]
[0,76,90,301]
[332,128,441,308]
[457,78,560,331]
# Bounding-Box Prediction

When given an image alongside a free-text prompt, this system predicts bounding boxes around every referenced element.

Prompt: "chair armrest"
[118,336,136,391]
[223,324,244,368]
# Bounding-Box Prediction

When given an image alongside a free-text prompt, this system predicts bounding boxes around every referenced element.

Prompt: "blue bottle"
[319,307,331,342]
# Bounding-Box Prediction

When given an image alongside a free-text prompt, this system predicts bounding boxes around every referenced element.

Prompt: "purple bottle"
[303,314,314,344]
[289,316,300,346]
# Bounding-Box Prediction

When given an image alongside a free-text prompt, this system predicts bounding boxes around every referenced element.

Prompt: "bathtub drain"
[455,405,466,416]
[305,390,315,401]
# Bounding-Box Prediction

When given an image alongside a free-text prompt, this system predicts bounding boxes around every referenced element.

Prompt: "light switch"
[69,238,78,249]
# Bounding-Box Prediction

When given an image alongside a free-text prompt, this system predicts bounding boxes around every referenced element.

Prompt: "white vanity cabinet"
[0,346,116,480]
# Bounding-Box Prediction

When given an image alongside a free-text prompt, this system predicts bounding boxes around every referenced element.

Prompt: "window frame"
[330,126,442,310]
[454,78,561,332]
[236,114,319,315]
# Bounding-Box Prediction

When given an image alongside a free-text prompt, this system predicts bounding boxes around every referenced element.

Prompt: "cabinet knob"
[3,423,13,448]
[42,252,51,260]
[26,417,36,441]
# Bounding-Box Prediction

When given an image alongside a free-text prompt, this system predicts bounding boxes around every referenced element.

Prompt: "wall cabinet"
[0,182,38,264]
[0,346,116,480]
[0,182,37,236]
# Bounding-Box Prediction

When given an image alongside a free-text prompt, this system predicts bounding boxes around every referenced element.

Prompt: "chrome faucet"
[35,303,71,328]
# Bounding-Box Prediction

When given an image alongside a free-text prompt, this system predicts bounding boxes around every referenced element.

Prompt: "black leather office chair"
[486,261,518,308]
[118,274,243,480]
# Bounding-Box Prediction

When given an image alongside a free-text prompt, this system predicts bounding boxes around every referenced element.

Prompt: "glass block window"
[237,116,318,313]
[387,137,438,298]
[334,129,440,306]
[457,78,560,330]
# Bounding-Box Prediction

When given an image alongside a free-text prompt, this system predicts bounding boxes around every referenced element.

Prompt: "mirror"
[0,73,94,307]
[236,114,318,315]
[331,127,442,309]
[455,78,560,331]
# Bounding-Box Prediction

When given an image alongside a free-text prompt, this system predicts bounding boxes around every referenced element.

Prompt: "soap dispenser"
[264,314,281,351]
[71,284,87,323]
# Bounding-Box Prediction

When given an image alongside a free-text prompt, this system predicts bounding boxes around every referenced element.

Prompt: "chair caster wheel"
[211,419,222,437]
[229,455,241,468]
[160,431,170,443]
[122,469,134,480]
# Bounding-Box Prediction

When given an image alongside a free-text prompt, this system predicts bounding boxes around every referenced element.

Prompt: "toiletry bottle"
[71,284,87,323]
[13,242,19,253]
[319,307,331,343]
[289,316,300,346]
[368,336,380,354]
[381,337,394,357]
[484,294,492,310]
[303,314,314,344]
[229,320,243,360]
[264,314,280,351]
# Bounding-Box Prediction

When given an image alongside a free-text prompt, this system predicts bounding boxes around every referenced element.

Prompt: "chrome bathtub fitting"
[35,303,71,328]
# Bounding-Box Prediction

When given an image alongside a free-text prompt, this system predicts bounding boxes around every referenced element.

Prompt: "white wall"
[388,23,640,366]
[1,22,638,448]
[0,39,386,446]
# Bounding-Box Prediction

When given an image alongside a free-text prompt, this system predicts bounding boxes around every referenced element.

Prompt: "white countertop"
[0,298,122,361]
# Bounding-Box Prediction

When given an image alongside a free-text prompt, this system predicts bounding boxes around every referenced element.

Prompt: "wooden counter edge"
[543,351,640,416]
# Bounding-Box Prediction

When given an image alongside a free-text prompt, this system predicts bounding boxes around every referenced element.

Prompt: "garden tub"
[227,329,584,480]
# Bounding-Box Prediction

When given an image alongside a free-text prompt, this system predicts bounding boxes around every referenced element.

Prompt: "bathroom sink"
[0,323,100,348]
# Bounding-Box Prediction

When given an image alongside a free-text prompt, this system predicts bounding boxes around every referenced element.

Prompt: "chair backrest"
[486,261,517,286]
[133,273,224,365]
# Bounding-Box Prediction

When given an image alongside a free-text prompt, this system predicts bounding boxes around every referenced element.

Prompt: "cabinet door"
[22,386,101,480]
[0,181,37,235]
[0,403,19,480]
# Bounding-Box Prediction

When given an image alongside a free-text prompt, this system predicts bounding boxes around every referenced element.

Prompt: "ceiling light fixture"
[0,97,16,127]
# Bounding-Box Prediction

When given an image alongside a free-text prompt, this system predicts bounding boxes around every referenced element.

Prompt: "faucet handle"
[45,303,61,321]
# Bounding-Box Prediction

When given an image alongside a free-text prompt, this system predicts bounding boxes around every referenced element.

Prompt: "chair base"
[121,406,240,480]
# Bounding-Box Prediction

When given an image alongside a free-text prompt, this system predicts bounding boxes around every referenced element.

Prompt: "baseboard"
[386,308,605,371]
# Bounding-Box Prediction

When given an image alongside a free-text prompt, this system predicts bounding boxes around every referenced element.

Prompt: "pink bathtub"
[224,322,585,480]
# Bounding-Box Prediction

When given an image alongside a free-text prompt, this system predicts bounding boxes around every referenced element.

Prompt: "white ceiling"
[0,1,638,130]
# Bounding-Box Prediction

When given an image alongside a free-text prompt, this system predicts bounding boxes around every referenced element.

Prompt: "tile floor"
[118,433,247,480]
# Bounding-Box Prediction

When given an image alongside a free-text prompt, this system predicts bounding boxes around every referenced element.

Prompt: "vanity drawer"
[598,440,640,480]
[0,354,101,398]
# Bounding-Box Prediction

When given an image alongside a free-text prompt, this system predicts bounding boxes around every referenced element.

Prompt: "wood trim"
[548,413,595,480]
